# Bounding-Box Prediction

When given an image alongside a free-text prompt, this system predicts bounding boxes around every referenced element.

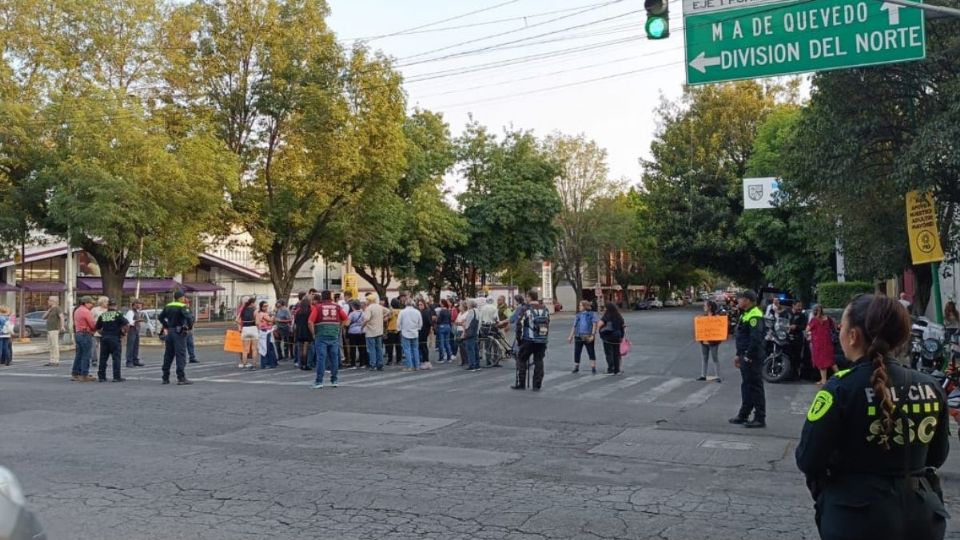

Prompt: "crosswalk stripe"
[392,369,469,389]
[548,374,609,393]
[443,372,504,393]
[577,375,652,400]
[662,382,722,408]
[628,377,687,404]
[349,370,434,387]
[479,371,567,394]
[0,372,59,379]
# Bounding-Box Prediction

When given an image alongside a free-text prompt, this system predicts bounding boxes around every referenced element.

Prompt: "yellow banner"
[905,191,945,265]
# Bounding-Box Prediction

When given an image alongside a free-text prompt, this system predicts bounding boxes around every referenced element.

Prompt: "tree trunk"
[354,265,388,299]
[83,243,132,305]
[266,245,307,303]
[99,263,127,305]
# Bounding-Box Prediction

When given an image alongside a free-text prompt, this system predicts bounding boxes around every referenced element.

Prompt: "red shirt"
[74,305,97,333]
[309,302,347,325]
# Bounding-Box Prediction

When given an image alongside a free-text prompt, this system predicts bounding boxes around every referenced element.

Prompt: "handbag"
[619,336,632,357]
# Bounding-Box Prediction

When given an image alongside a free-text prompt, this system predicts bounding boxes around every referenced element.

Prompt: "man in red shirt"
[71,296,98,382]
[309,290,348,389]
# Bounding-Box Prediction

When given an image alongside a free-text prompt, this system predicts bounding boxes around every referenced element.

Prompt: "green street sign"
[683,0,926,85]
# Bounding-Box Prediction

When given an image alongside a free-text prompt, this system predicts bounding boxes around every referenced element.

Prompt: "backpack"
[524,305,550,344]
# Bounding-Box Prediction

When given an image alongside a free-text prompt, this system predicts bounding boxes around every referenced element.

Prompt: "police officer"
[796,294,949,540]
[158,290,193,385]
[729,290,766,428]
[95,298,129,382]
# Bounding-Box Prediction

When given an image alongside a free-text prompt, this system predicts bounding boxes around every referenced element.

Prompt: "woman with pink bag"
[597,302,626,375]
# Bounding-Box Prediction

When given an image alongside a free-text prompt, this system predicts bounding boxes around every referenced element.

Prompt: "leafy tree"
[348,109,464,298]
[0,0,237,300]
[781,10,960,309]
[640,80,798,288]
[171,1,408,300]
[456,122,562,295]
[738,105,835,301]
[543,133,618,304]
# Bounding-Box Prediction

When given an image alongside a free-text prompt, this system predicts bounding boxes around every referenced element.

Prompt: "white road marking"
[662,382,722,408]
[577,375,653,400]
[629,377,687,403]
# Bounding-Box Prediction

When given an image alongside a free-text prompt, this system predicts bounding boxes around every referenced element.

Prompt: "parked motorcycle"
[932,333,960,442]
[762,315,792,383]
[910,317,948,374]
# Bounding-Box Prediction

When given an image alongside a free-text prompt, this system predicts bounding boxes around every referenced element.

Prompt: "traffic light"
[644,0,669,39]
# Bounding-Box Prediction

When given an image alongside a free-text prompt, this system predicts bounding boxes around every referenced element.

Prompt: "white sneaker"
[237,363,245,368]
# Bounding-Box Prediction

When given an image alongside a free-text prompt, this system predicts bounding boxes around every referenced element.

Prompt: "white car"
[137,309,161,337]
[664,299,681,307]
[648,299,664,309]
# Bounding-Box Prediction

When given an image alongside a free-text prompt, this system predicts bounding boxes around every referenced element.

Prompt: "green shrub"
[817,281,875,308]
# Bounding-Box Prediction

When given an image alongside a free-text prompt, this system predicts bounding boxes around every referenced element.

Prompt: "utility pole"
[65,225,74,345]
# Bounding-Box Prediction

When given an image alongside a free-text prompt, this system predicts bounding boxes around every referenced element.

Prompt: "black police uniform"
[734,306,766,424]
[96,308,129,381]
[158,299,192,383]
[796,359,950,540]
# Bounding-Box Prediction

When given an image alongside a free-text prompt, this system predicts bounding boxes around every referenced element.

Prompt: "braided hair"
[844,294,912,449]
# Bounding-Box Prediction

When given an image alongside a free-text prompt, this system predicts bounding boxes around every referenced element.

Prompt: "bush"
[817,281,875,308]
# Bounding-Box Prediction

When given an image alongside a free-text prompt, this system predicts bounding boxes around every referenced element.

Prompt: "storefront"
[76,277,181,309]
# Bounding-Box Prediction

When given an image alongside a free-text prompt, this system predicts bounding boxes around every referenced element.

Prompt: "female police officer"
[796,294,949,539]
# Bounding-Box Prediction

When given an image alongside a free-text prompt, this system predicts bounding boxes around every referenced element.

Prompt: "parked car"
[648,299,664,309]
[634,301,651,311]
[138,309,161,337]
[0,466,45,540]
[664,299,680,307]
[12,312,47,338]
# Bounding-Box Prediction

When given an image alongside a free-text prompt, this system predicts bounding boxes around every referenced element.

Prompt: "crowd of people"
[222,288,562,391]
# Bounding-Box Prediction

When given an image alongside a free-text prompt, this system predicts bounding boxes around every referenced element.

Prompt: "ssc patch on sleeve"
[749,318,758,327]
[807,390,834,422]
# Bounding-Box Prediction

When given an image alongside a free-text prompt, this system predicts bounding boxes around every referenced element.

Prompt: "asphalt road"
[2,306,959,539]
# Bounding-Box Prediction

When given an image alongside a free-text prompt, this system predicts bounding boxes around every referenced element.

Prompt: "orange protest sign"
[694,316,728,342]
[224,329,243,353]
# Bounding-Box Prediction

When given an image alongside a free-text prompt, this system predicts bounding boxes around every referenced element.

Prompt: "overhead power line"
[343,0,523,42]
[341,2,618,40]
[397,0,627,63]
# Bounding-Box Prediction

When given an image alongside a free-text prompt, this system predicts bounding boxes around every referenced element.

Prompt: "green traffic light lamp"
[644,0,669,39]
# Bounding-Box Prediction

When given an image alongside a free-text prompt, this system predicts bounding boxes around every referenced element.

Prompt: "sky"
[326,0,691,185]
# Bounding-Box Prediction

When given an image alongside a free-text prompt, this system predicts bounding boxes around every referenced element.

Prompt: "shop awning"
[76,277,181,294]
[16,281,67,292]
[182,282,225,293]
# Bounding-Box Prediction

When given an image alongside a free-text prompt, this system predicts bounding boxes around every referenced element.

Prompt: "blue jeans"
[366,336,384,369]
[0,337,11,365]
[402,337,420,369]
[463,337,479,369]
[186,332,197,362]
[72,332,93,376]
[437,324,453,361]
[125,329,140,364]
[260,334,278,369]
[314,337,339,384]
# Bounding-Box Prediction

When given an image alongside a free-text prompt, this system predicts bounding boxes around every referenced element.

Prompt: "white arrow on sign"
[880,2,902,24]
[689,52,721,74]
